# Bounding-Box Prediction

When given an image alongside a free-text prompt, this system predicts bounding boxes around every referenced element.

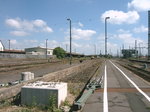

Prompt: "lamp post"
[105,17,110,57]
[67,18,72,65]
[8,40,10,51]
[46,39,48,59]
[148,11,150,60]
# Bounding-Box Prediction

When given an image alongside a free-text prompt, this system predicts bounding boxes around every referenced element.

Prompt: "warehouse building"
[25,46,53,55]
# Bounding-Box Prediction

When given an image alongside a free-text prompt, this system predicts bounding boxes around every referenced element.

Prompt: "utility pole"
[67,18,72,65]
[120,47,122,57]
[139,43,141,58]
[105,17,110,57]
[135,40,137,58]
[46,39,48,59]
[8,40,10,52]
[8,40,10,51]
[148,11,150,59]
[100,50,101,56]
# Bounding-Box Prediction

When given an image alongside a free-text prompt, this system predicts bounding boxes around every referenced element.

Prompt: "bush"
[53,47,66,59]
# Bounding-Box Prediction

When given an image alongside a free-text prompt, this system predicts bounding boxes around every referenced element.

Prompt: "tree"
[53,47,66,59]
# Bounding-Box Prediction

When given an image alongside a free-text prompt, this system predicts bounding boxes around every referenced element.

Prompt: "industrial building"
[21,81,67,108]
[122,49,138,58]
[25,46,53,55]
[0,40,4,51]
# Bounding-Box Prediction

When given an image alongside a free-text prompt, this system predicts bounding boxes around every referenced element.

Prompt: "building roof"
[25,46,53,50]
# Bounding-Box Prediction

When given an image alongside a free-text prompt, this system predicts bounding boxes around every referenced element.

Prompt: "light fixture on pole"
[105,17,110,57]
[8,40,10,50]
[148,11,150,60]
[8,39,10,53]
[67,18,72,65]
[46,39,48,59]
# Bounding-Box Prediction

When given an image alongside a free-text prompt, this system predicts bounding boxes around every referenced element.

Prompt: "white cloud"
[117,29,130,33]
[107,42,118,55]
[62,41,81,48]
[33,19,46,27]
[117,33,144,45]
[6,19,21,29]
[128,0,150,11]
[24,40,38,43]
[43,26,53,32]
[133,25,148,33]
[78,22,84,27]
[10,39,17,45]
[101,10,139,24]
[72,28,96,40]
[72,42,82,48]
[97,34,105,41]
[47,40,59,48]
[49,40,59,45]
[5,18,53,36]
[10,31,29,36]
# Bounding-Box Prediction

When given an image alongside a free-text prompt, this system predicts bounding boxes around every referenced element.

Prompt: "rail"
[117,62,150,82]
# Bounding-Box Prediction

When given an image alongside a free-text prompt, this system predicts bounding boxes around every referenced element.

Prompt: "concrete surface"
[82,60,150,112]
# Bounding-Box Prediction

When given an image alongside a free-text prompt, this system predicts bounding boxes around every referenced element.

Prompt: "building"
[122,49,138,58]
[0,40,4,51]
[25,46,53,55]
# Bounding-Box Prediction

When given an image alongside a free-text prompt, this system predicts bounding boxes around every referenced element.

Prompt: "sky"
[0,0,150,55]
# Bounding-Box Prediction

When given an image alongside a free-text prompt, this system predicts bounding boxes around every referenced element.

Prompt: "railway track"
[129,59,150,64]
[0,60,63,73]
[117,60,150,82]
[0,58,87,73]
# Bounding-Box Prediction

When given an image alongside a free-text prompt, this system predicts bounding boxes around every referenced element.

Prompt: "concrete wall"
[21,88,58,106]
[21,82,67,107]
[0,60,100,101]
[0,53,55,59]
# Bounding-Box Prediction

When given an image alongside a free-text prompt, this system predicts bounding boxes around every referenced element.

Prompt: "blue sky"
[0,0,150,55]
